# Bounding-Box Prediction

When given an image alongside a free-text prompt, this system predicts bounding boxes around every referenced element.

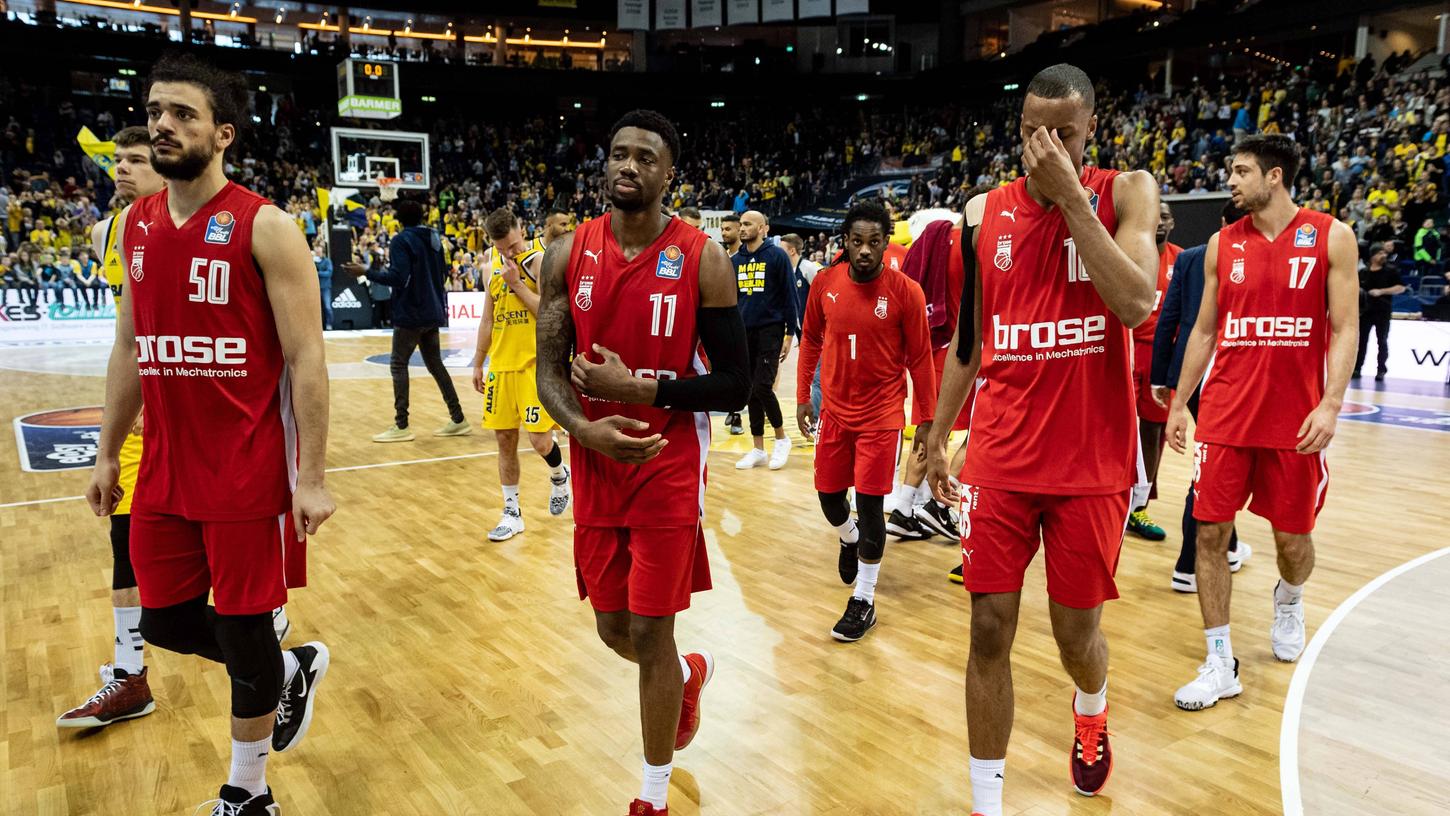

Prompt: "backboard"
[330,127,430,190]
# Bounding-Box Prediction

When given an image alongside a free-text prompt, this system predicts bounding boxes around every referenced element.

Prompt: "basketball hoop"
[377,177,402,203]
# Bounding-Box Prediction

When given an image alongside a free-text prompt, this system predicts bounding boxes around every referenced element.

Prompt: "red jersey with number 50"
[960,167,1137,496]
[1196,208,1334,450]
[122,182,296,521]
[566,213,710,527]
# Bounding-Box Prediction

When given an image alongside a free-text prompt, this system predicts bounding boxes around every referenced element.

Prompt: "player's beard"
[151,141,214,182]
[607,176,655,213]
[1236,185,1272,213]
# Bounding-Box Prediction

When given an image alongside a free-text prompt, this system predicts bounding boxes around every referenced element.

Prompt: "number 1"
[848,333,857,360]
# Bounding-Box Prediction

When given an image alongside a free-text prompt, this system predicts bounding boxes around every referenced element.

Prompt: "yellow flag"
[77,126,118,179]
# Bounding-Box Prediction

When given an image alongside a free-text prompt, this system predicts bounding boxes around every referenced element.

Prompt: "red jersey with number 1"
[796,262,936,430]
[960,167,1137,495]
[566,213,711,527]
[122,181,296,521]
[1196,208,1334,450]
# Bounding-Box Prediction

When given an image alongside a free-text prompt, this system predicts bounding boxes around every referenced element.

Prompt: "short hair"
[842,201,892,237]
[1221,199,1247,225]
[1234,135,1302,185]
[1026,63,1095,111]
[678,206,702,220]
[396,199,425,227]
[545,207,570,221]
[720,213,741,224]
[779,233,804,252]
[113,126,151,149]
[147,52,250,132]
[483,207,519,240]
[609,109,681,166]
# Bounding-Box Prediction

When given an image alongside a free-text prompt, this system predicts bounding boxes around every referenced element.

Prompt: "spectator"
[313,241,334,330]
[1414,217,1444,276]
[1355,242,1407,382]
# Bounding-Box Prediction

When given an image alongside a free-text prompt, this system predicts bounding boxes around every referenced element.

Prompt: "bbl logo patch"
[656,244,683,279]
[994,236,1013,271]
[575,274,595,311]
[204,210,236,245]
[1294,223,1318,248]
[874,296,889,319]
[129,247,145,282]
[1230,258,1246,284]
[1087,190,1101,213]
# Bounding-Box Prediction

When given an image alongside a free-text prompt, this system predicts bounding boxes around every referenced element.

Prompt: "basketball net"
[377,177,402,203]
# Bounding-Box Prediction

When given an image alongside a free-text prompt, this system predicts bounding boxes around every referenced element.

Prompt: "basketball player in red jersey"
[1125,201,1181,542]
[924,64,1160,815]
[534,110,750,816]
[84,54,335,815]
[796,201,937,642]
[1167,135,1358,711]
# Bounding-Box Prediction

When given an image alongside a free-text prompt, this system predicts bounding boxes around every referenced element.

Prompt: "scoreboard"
[337,58,401,120]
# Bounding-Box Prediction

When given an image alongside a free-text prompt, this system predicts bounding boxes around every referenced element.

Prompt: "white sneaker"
[549,467,572,516]
[768,438,791,470]
[1174,655,1242,711]
[272,607,290,644]
[735,448,768,469]
[1228,541,1252,573]
[1171,571,1197,593]
[1271,583,1306,662]
[488,508,524,542]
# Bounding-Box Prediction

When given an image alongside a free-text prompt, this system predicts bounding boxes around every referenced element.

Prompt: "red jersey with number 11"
[566,213,711,528]
[1196,208,1334,450]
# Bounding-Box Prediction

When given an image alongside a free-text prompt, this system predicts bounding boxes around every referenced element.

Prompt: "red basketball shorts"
[814,412,901,496]
[1133,341,1168,424]
[574,524,711,617]
[956,485,1131,609]
[130,510,305,615]
[1192,442,1329,534]
[912,347,973,430]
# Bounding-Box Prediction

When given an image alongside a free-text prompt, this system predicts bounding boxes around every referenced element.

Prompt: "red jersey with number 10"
[566,213,711,527]
[1196,208,1335,450]
[122,181,296,521]
[960,167,1137,495]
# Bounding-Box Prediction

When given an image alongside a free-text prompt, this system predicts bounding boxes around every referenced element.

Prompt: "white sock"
[889,482,916,513]
[853,561,880,603]
[1074,681,1107,717]
[1205,625,1232,661]
[113,606,144,674]
[549,463,567,480]
[1275,579,1304,605]
[969,756,1006,816]
[678,655,691,685]
[836,518,859,544]
[914,478,931,508]
[227,736,270,797]
[282,649,300,685]
[640,760,672,809]
[502,484,519,512]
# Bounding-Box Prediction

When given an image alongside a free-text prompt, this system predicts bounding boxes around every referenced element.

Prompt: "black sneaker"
[948,563,964,584]
[838,538,858,584]
[726,412,743,435]
[886,509,931,540]
[272,641,330,753]
[914,500,960,539]
[201,785,279,815]
[831,596,877,642]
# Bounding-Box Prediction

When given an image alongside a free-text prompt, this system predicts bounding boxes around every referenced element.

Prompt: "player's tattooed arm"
[537,232,667,464]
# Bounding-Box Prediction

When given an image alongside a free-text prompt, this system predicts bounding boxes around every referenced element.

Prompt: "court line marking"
[1280,544,1450,815]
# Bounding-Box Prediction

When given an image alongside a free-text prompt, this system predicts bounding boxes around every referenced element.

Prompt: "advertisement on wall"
[0,301,117,343]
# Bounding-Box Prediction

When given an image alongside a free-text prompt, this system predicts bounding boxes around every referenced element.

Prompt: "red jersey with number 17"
[1196,208,1335,450]
[566,213,711,528]
[122,181,296,521]
[960,167,1137,495]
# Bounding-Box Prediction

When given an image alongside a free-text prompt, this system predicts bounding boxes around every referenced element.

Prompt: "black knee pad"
[818,490,851,527]
[855,493,887,561]
[140,594,223,661]
[212,612,285,719]
[110,514,137,590]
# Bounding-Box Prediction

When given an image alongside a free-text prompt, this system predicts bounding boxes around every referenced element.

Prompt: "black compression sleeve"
[652,306,750,413]
[955,225,977,364]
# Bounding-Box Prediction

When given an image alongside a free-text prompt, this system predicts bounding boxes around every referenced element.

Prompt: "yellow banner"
[77,126,118,179]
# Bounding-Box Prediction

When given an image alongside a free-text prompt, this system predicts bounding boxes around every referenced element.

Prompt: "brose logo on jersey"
[135,334,248,365]
[992,313,1107,351]
[1222,311,1315,342]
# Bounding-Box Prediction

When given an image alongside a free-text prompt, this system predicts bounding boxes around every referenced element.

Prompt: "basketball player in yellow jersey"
[58,127,289,731]
[470,208,571,541]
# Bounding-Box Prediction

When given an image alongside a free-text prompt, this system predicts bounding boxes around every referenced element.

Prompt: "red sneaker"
[1070,696,1113,796]
[628,799,667,815]
[674,651,714,751]
[57,664,155,728]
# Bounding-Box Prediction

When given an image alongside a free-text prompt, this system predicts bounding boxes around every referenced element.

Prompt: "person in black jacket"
[357,198,470,442]
[1150,200,1248,593]
[731,210,798,471]
[1354,242,1407,381]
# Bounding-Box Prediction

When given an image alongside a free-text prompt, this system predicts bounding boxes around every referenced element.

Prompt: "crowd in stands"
[4,51,1450,307]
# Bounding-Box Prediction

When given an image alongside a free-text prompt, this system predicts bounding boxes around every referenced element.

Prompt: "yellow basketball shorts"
[481,367,556,433]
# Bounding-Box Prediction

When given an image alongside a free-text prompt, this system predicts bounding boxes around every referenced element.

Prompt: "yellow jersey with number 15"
[101,215,145,515]
[486,238,545,372]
